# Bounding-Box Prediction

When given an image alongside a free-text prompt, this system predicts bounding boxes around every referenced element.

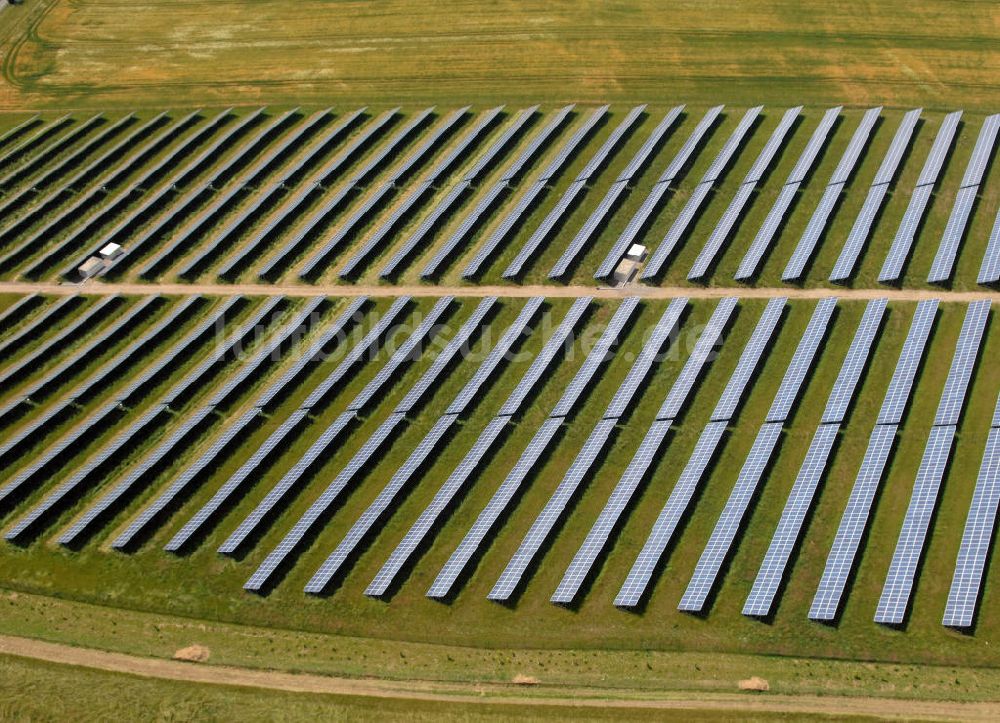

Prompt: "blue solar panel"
[785,106,842,185]
[111,407,262,550]
[821,298,887,424]
[928,185,977,284]
[247,109,401,277]
[916,110,962,186]
[489,417,617,601]
[742,422,840,617]
[976,207,1000,284]
[539,105,608,181]
[829,184,891,282]
[642,107,761,279]
[163,408,311,552]
[741,106,801,184]
[445,297,543,415]
[614,419,736,608]
[4,404,170,541]
[872,108,922,186]
[878,183,934,283]
[711,298,786,421]
[244,412,404,591]
[463,106,539,181]
[830,106,882,185]
[942,427,1000,628]
[218,410,356,555]
[427,416,562,599]
[678,421,783,612]
[576,105,644,181]
[553,418,674,605]
[547,181,627,279]
[809,423,897,621]
[782,182,844,281]
[504,180,586,277]
[379,182,471,277]
[423,183,508,277]
[766,297,837,422]
[877,299,938,425]
[604,298,688,419]
[657,297,738,420]
[393,297,495,415]
[958,114,1000,188]
[875,424,956,625]
[594,106,723,279]
[550,297,640,418]
[732,106,842,280]
[305,412,459,592]
[687,183,755,280]
[300,297,411,410]
[934,300,990,426]
[339,107,501,276]
[366,415,509,597]
[346,297,454,413]
[616,106,684,182]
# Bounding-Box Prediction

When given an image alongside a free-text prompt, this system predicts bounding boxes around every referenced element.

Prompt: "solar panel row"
[0,111,202,271]
[767,297,838,422]
[734,107,841,280]
[0,114,104,190]
[338,107,503,277]
[299,108,469,278]
[928,115,1000,284]
[367,299,590,597]
[550,298,736,604]
[244,109,400,278]
[642,107,762,279]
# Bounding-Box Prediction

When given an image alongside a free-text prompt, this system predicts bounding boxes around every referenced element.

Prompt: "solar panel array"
[338,107,503,277]
[688,106,801,280]
[299,108,469,278]
[0,113,104,190]
[742,299,886,617]
[830,109,921,282]
[782,107,881,281]
[928,114,1000,284]
[875,300,989,625]
[509,105,644,278]
[461,106,607,278]
[976,208,1000,284]
[244,297,494,591]
[127,107,310,275]
[678,298,836,612]
[642,106,762,279]
[366,298,590,597]
[550,298,735,604]
[378,107,538,277]
[241,108,400,278]
[0,110,203,272]
[427,297,639,599]
[943,419,1000,628]
[595,106,724,279]
[216,298,414,555]
[490,297,689,601]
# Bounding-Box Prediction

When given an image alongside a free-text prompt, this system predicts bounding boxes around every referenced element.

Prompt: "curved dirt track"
[1,634,997,719]
[2,279,998,302]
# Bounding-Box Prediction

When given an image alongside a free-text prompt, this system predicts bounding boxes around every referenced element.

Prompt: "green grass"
[2,1,999,111]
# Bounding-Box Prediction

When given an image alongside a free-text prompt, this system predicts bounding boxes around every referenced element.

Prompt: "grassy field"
[1,1,999,112]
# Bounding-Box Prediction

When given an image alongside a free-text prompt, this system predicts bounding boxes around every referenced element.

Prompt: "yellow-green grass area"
[0,651,884,722]
[1,292,1000,677]
[0,0,999,113]
[0,104,996,291]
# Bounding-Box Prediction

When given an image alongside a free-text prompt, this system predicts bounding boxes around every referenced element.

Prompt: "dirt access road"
[1,634,997,719]
[1,280,997,302]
